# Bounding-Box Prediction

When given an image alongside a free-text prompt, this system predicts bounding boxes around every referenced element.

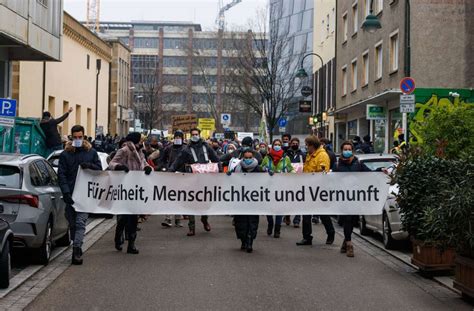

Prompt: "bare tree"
[226,5,305,141]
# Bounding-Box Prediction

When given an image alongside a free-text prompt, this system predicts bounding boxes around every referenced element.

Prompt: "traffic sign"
[220,113,231,126]
[278,118,287,127]
[0,99,17,117]
[0,116,15,127]
[400,77,416,94]
[279,127,286,133]
[400,94,416,113]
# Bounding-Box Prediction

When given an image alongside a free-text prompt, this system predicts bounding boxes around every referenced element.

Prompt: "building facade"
[269,0,314,135]
[13,12,111,138]
[97,21,264,133]
[335,0,472,152]
[0,0,63,98]
[312,0,336,142]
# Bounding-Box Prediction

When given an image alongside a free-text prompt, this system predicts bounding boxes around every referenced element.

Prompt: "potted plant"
[394,102,474,275]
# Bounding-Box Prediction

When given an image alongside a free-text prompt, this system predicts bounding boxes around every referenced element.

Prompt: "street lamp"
[361,0,382,33]
[295,53,324,79]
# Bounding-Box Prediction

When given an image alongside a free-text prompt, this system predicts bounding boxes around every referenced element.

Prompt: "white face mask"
[190,135,200,143]
[174,138,183,145]
[72,139,83,148]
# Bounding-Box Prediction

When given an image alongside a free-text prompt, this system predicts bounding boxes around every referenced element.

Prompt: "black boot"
[127,234,139,254]
[240,239,247,250]
[72,247,83,265]
[267,223,273,236]
[114,229,124,251]
[246,236,253,253]
[326,232,335,245]
[274,224,281,238]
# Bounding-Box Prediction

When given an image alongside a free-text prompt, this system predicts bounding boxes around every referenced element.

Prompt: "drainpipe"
[42,62,46,112]
[107,61,111,135]
[95,59,101,136]
[404,0,411,77]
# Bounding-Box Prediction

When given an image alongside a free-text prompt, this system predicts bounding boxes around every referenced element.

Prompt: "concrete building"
[0,0,63,98]
[312,0,336,141]
[97,21,265,133]
[335,0,473,152]
[13,12,111,138]
[103,38,132,136]
[269,0,314,135]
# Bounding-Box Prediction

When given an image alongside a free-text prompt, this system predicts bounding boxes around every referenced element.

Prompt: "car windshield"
[361,159,396,172]
[0,165,21,189]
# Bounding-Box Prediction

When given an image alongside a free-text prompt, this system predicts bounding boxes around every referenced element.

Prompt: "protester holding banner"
[334,141,368,257]
[169,128,219,236]
[58,125,102,265]
[220,136,263,169]
[108,132,152,254]
[261,139,294,238]
[228,148,265,253]
[297,136,336,246]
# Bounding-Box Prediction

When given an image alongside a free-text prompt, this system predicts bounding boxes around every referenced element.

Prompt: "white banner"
[72,169,391,215]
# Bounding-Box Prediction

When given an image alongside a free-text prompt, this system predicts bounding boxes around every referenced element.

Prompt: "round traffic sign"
[222,115,229,121]
[278,118,287,127]
[400,77,416,94]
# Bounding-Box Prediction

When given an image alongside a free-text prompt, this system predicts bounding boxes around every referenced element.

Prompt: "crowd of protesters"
[50,106,387,263]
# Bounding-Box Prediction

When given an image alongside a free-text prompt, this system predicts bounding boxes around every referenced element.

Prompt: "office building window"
[342,12,348,42]
[342,65,348,96]
[362,51,369,86]
[375,41,383,80]
[351,59,357,91]
[390,31,399,72]
[352,2,358,35]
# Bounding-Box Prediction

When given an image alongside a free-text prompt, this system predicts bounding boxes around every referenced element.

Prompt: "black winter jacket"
[58,141,102,194]
[170,140,218,172]
[334,156,367,172]
[285,148,306,164]
[157,144,185,171]
[40,112,70,148]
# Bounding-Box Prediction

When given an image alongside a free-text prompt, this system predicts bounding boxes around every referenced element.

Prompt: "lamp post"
[295,53,325,136]
[361,0,382,33]
[134,95,143,132]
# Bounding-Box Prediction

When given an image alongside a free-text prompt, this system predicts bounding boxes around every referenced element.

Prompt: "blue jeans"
[65,204,88,248]
[266,215,283,227]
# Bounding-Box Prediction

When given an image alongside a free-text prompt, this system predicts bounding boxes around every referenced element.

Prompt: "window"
[134,38,158,49]
[342,12,348,42]
[351,59,357,91]
[342,65,348,96]
[86,55,90,70]
[362,51,369,86]
[375,0,383,14]
[375,41,383,80]
[390,31,399,72]
[352,2,358,35]
[0,165,21,189]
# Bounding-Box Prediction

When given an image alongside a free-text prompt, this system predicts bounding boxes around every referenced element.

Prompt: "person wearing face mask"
[169,128,219,236]
[260,139,294,238]
[210,138,224,157]
[334,141,368,257]
[108,132,153,255]
[282,137,307,227]
[227,149,264,253]
[297,135,336,247]
[281,133,292,153]
[220,136,263,170]
[258,142,268,157]
[58,125,102,265]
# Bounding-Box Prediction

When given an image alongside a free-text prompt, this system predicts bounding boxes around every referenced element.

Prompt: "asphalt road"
[26,216,470,311]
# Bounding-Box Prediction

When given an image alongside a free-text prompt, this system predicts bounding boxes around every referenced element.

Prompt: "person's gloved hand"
[226,170,232,176]
[268,170,274,176]
[115,164,129,173]
[144,166,152,175]
[63,193,75,205]
[80,162,93,170]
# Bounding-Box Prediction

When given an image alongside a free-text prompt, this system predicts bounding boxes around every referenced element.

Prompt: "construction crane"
[216,0,242,31]
[86,0,100,33]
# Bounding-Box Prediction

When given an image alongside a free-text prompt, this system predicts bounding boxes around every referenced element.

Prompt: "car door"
[43,160,68,235]
[0,165,23,223]
[31,160,61,239]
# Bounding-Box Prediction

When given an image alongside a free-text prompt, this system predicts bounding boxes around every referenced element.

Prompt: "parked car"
[0,154,70,265]
[47,150,109,172]
[0,218,13,288]
[358,159,409,249]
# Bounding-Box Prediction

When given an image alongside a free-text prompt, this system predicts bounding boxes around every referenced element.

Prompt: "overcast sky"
[65,0,268,30]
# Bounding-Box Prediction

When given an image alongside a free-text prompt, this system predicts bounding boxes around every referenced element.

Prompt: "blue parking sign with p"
[0,99,17,117]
